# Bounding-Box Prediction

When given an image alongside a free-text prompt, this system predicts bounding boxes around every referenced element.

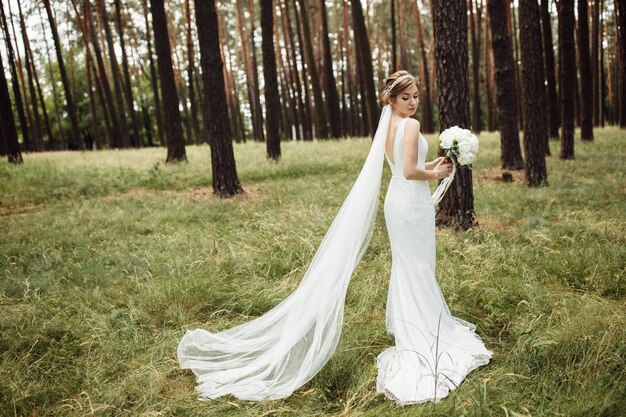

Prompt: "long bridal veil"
[177,105,393,400]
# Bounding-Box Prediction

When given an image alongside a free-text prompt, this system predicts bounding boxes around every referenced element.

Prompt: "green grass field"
[1,128,625,417]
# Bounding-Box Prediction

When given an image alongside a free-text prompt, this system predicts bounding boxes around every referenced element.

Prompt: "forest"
[1,0,625,416]
[0,0,623,165]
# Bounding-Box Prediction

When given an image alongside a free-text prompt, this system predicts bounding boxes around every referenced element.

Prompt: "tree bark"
[487,0,524,169]
[236,0,262,142]
[484,5,496,131]
[558,0,576,158]
[140,0,164,146]
[0,0,29,150]
[341,0,357,137]
[41,0,82,150]
[7,0,32,152]
[150,0,187,162]
[248,0,266,142]
[617,0,626,127]
[319,0,342,138]
[195,0,244,196]
[185,0,201,144]
[293,0,314,140]
[261,0,282,159]
[281,0,302,140]
[413,0,434,133]
[540,0,560,139]
[296,0,328,139]
[96,0,130,148]
[519,0,548,186]
[114,0,142,147]
[511,2,523,131]
[18,2,44,151]
[577,0,593,140]
[0,49,22,163]
[351,0,378,136]
[391,0,397,72]
[85,0,122,148]
[432,0,476,230]
[469,0,483,133]
[591,0,600,126]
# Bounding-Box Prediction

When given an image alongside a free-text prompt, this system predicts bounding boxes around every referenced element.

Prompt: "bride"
[177,70,492,405]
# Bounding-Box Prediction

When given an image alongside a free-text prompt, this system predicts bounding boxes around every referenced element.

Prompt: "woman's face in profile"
[393,84,419,116]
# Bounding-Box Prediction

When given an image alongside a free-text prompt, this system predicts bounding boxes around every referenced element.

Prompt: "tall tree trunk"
[293,0,314,140]
[96,0,130,148]
[391,0,397,72]
[591,0,600,126]
[599,0,606,127]
[249,0,266,142]
[606,8,615,124]
[617,0,626,127]
[319,0,342,138]
[0,50,22,163]
[21,3,55,152]
[71,0,110,148]
[592,0,608,127]
[296,0,328,139]
[85,46,101,149]
[114,0,141,147]
[42,0,82,150]
[469,0,483,133]
[558,0,576,158]
[540,0,560,139]
[185,0,201,144]
[487,0,524,169]
[150,0,186,162]
[141,0,164,145]
[281,0,302,140]
[0,0,29,150]
[85,0,122,148]
[18,2,44,151]
[511,2,523,131]
[261,0,281,159]
[413,0,434,133]
[341,0,357,137]
[577,0,593,141]
[351,0,378,136]
[432,0,476,230]
[484,5,496,131]
[7,0,32,152]
[519,0,548,186]
[236,0,262,142]
[38,7,65,150]
[274,4,295,140]
[195,0,244,196]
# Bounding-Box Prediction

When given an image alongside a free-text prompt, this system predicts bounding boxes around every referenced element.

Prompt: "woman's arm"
[402,119,453,181]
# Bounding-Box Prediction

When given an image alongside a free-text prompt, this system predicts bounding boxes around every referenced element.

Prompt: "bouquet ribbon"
[431,158,457,206]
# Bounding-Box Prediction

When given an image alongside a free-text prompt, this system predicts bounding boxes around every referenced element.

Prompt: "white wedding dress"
[377,117,492,404]
[177,106,491,405]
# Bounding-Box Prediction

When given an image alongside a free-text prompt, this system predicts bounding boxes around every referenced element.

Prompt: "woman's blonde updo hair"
[379,70,419,106]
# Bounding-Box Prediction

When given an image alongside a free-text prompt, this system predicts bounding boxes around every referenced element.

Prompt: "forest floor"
[1,128,625,417]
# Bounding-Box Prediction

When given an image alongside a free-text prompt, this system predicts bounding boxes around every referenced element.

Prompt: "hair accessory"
[384,74,413,94]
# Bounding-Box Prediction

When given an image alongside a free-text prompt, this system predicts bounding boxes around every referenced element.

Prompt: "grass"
[1,128,625,417]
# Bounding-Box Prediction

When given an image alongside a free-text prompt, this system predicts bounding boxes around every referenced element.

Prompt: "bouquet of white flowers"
[431,126,479,206]
[438,126,479,168]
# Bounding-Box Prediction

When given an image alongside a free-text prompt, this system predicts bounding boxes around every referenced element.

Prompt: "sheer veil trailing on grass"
[177,105,394,400]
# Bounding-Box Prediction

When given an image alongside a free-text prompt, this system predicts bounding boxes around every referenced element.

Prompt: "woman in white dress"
[376,70,492,404]
[177,70,491,405]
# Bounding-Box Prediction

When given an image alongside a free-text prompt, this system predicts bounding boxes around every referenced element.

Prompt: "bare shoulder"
[403,118,421,142]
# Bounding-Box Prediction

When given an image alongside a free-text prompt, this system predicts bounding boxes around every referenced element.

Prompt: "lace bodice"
[384,118,428,179]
